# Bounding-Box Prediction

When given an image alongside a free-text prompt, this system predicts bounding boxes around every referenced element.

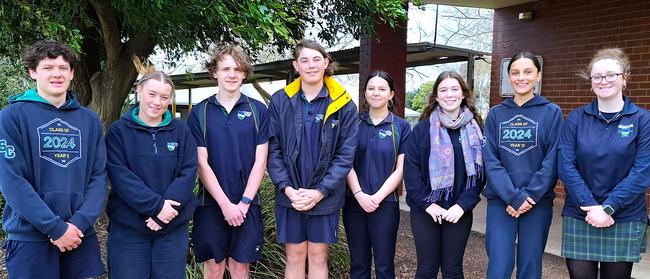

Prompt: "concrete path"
[400,197,650,279]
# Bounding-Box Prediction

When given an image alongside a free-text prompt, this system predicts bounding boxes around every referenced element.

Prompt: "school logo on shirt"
[0,139,16,159]
[37,118,82,168]
[378,129,393,139]
[315,114,325,122]
[167,142,178,151]
[618,123,634,138]
[498,114,538,156]
[331,119,339,128]
[237,110,253,120]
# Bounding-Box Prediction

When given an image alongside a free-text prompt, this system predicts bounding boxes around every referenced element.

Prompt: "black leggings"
[566,258,633,279]
[410,208,473,279]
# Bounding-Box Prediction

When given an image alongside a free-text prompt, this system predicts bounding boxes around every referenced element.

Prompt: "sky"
[148,4,493,108]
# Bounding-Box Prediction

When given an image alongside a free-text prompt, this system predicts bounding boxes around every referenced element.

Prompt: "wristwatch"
[602,205,615,216]
[241,196,252,204]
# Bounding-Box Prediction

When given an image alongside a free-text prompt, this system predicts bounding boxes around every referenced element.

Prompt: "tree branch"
[252,82,271,105]
[90,0,121,66]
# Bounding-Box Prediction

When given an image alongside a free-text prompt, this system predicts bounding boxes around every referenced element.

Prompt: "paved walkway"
[399,197,650,279]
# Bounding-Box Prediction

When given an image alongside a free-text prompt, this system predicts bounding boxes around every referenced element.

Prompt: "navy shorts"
[275,206,340,244]
[191,205,263,263]
[3,233,105,279]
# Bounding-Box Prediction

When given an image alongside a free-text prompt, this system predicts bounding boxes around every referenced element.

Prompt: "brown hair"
[23,40,80,71]
[205,44,253,79]
[293,39,336,76]
[578,48,630,81]
[419,71,483,127]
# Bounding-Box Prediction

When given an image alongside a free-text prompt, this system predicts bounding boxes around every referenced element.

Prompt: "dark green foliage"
[0,1,408,128]
[0,57,34,109]
[409,80,434,112]
[185,176,350,278]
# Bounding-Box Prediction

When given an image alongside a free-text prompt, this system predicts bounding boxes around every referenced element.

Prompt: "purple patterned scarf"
[426,106,483,202]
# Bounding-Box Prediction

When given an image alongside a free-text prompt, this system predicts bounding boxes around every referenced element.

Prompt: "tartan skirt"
[561,216,647,262]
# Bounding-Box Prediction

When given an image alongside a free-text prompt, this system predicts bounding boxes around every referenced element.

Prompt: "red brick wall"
[359,15,408,117]
[490,0,650,207]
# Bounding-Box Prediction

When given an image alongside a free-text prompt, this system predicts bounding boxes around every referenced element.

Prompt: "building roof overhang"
[417,0,536,9]
[170,42,489,89]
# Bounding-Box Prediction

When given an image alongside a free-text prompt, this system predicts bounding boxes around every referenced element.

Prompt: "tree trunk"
[88,57,138,129]
[81,0,156,129]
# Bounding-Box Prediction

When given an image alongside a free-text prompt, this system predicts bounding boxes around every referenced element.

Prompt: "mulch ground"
[0,211,571,279]
[394,210,570,279]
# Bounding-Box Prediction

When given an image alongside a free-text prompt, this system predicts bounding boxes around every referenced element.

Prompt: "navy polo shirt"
[297,86,329,187]
[187,94,270,206]
[559,97,650,222]
[352,112,410,202]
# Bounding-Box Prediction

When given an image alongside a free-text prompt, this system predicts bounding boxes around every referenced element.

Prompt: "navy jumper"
[403,120,485,278]
[404,121,484,212]
[105,106,198,278]
[106,106,198,234]
[559,97,650,223]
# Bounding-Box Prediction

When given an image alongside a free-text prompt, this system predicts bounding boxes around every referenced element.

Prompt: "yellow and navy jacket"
[267,76,358,215]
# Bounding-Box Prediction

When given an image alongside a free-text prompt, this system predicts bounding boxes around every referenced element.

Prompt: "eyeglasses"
[590,73,623,83]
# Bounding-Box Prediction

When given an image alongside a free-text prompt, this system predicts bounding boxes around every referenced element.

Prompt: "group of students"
[401,48,648,279]
[0,38,647,279]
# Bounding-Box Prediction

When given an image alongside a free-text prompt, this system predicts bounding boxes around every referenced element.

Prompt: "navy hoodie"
[106,106,197,235]
[0,89,107,241]
[482,95,563,209]
[559,97,650,222]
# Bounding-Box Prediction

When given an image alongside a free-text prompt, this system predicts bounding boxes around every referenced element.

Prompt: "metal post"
[467,55,475,90]
[188,88,193,112]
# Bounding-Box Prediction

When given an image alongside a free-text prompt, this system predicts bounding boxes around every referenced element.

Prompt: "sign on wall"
[499,55,543,97]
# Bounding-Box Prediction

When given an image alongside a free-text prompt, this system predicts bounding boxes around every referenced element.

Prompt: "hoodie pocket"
[41,191,83,221]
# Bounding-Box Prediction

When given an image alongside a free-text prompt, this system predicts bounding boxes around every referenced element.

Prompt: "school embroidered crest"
[237,110,253,120]
[378,129,393,139]
[618,123,634,138]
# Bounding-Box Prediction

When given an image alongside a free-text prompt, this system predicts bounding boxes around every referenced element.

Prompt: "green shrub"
[185,176,350,278]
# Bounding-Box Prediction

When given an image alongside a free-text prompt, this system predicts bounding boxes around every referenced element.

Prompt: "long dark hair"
[419,71,483,127]
[362,70,396,113]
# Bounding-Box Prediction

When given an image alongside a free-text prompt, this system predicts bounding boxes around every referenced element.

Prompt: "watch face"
[241,196,251,204]
[603,205,614,215]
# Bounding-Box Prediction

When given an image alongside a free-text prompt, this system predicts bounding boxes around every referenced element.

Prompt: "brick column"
[359,8,408,117]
